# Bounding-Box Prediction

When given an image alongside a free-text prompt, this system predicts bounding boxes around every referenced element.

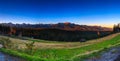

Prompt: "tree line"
[0,24,112,42]
[113,23,120,32]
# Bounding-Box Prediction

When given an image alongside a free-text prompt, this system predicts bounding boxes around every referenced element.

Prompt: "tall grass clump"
[25,41,36,55]
[0,37,12,49]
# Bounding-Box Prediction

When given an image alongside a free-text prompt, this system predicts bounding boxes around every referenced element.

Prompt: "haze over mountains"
[0,22,112,31]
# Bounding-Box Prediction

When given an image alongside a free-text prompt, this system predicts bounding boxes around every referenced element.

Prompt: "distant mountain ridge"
[0,22,112,31]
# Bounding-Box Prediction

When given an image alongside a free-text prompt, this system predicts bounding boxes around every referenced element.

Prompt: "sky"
[0,0,120,28]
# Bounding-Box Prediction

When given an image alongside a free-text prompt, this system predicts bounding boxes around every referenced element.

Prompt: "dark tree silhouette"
[113,23,120,32]
[0,23,112,42]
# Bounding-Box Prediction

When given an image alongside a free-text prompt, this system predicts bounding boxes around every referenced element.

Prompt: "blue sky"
[0,0,120,28]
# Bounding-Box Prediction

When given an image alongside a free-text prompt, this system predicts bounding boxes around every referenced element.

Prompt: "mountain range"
[0,22,112,31]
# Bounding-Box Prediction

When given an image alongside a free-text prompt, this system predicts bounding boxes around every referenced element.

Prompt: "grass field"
[0,33,120,61]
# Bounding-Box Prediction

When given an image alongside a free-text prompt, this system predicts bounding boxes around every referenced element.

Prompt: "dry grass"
[0,33,119,49]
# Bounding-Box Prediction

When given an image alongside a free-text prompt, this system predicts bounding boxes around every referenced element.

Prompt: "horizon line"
[0,22,114,28]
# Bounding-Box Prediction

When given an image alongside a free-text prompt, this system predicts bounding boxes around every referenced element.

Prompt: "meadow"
[0,33,120,61]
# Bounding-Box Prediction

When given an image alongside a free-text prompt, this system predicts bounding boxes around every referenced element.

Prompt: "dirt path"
[85,46,120,61]
[0,52,26,61]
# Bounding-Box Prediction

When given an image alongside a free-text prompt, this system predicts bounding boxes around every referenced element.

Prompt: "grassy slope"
[0,33,118,49]
[0,33,120,61]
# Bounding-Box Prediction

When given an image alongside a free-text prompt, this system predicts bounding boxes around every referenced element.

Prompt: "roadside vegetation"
[0,33,120,61]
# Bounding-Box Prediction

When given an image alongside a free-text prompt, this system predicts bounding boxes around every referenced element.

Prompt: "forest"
[0,24,112,42]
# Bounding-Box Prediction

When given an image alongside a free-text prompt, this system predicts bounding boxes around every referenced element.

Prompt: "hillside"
[0,22,113,42]
[0,33,120,61]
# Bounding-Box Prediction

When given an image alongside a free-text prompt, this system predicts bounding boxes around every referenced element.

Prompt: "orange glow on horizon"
[88,24,114,28]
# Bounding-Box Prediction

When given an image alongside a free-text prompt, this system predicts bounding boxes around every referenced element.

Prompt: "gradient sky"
[0,0,120,28]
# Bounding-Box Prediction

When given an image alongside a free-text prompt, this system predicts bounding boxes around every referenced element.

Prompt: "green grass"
[30,39,65,43]
[0,48,44,61]
[9,35,68,43]
[1,34,120,61]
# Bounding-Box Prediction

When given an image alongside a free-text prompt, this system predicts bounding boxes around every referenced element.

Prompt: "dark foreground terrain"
[86,46,120,61]
[0,52,25,61]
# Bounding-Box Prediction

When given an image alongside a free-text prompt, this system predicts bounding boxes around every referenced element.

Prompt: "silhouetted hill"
[0,22,112,31]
